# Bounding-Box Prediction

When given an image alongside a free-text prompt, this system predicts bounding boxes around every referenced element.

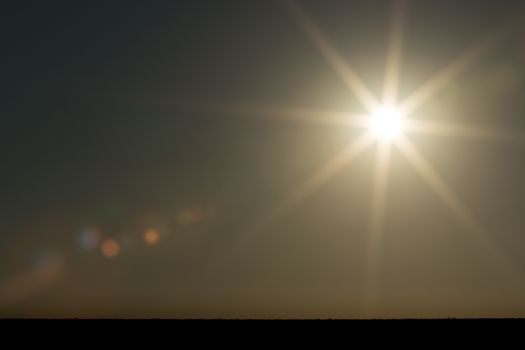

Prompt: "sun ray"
[398,24,513,118]
[209,134,375,271]
[267,132,375,224]
[180,99,369,128]
[198,1,525,299]
[365,141,392,309]
[227,132,375,257]
[283,0,379,113]
[383,0,408,106]
[405,118,525,145]
[395,135,520,277]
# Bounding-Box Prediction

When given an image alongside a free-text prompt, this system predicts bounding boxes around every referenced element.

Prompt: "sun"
[195,0,522,308]
[370,105,404,141]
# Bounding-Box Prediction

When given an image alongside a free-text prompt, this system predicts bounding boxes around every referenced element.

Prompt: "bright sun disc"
[370,106,404,140]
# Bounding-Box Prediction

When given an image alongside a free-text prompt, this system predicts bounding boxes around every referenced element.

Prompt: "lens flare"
[101,239,120,258]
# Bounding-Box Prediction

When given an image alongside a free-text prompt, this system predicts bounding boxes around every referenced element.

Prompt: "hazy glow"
[177,209,202,226]
[370,106,404,141]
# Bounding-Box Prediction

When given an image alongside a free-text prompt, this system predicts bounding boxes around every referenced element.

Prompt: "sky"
[2,0,525,318]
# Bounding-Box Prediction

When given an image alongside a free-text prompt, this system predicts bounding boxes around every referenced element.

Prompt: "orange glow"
[101,239,120,258]
[144,228,160,246]
[0,254,64,308]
